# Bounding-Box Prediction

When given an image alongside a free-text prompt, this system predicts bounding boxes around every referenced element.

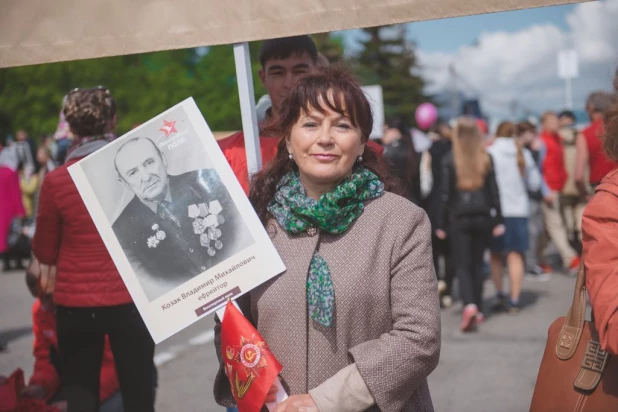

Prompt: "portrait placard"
[68,98,285,343]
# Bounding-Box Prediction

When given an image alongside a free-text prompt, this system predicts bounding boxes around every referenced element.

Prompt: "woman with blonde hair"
[435,117,504,331]
[488,121,541,313]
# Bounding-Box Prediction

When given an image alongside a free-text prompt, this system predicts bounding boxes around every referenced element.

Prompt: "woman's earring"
[288,153,294,160]
[356,156,363,163]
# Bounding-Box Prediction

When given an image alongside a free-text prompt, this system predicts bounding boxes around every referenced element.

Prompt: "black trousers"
[432,234,454,296]
[449,220,491,311]
[56,304,155,412]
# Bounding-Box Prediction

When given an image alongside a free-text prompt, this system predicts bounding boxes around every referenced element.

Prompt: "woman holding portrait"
[214,67,440,411]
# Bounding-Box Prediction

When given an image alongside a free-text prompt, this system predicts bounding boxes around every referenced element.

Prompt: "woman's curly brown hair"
[249,66,400,224]
[604,69,618,162]
[63,87,116,137]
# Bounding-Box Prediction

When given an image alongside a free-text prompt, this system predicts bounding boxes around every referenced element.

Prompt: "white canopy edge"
[0,0,587,68]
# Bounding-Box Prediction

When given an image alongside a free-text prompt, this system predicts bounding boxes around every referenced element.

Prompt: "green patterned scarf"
[268,167,384,327]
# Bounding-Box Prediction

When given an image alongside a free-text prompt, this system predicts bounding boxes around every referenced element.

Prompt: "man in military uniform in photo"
[112,137,253,301]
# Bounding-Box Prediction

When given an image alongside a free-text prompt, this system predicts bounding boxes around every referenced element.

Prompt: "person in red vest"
[539,111,580,275]
[218,36,383,194]
[575,91,618,197]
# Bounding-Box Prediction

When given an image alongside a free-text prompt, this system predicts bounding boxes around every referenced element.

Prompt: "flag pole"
[230,43,288,410]
[233,42,262,180]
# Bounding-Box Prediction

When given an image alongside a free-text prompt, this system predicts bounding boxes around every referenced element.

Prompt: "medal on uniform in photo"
[146,224,166,248]
[189,200,225,256]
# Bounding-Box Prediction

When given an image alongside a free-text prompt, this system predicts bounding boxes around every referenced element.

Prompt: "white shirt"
[488,138,542,218]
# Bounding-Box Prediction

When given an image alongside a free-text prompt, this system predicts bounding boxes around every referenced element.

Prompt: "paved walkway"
[429,273,574,412]
[0,268,575,411]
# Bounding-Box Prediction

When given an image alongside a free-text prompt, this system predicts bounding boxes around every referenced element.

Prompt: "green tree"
[0,50,197,141]
[0,43,269,144]
[193,42,268,132]
[0,61,72,141]
[352,25,428,123]
[312,33,345,64]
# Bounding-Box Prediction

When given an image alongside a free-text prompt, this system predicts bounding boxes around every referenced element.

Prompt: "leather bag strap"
[555,261,586,360]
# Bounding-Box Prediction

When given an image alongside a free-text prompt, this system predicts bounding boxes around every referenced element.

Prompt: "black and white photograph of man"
[109,136,253,301]
[69,99,286,342]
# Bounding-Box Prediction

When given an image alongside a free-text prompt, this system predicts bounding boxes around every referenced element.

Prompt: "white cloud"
[569,0,618,62]
[417,0,618,121]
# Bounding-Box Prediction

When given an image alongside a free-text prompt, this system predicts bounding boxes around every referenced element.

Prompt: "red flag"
[220,301,283,412]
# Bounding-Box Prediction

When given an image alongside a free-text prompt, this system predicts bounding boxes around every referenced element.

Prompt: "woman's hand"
[39,263,57,295]
[492,224,506,238]
[435,229,447,240]
[273,394,318,412]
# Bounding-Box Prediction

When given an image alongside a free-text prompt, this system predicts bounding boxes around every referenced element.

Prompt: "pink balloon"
[415,103,438,130]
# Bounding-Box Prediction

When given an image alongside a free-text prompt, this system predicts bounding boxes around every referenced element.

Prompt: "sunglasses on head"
[68,85,111,96]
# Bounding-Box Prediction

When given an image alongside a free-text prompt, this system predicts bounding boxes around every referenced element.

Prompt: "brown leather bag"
[530,264,618,411]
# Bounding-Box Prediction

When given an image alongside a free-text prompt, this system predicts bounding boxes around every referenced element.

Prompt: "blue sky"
[333,1,618,121]
[339,4,575,54]
[404,5,573,52]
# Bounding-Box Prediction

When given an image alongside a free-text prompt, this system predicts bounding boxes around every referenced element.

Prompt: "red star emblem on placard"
[159,120,178,138]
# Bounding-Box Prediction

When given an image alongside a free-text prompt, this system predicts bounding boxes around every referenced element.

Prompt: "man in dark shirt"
[426,123,453,307]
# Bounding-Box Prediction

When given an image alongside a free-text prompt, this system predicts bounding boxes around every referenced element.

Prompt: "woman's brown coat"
[214,192,441,411]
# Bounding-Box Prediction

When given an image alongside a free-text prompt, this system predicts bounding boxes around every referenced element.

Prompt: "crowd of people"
[0,33,617,412]
[0,104,84,271]
[410,94,617,332]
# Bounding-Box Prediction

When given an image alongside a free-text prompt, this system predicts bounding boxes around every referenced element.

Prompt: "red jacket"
[29,299,119,402]
[0,166,25,253]
[32,158,132,307]
[540,130,568,191]
[582,168,618,355]
[218,132,280,195]
[583,119,618,184]
[366,139,385,157]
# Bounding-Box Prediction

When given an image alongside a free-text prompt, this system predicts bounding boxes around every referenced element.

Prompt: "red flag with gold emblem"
[220,300,283,412]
